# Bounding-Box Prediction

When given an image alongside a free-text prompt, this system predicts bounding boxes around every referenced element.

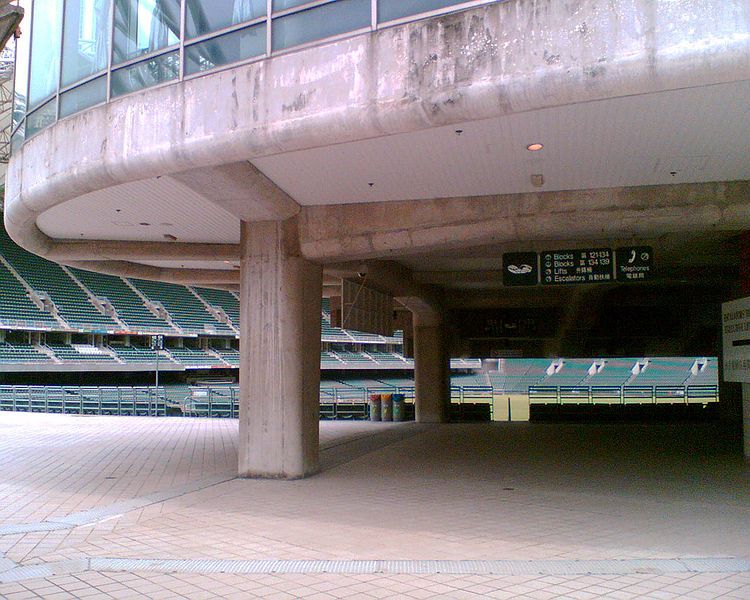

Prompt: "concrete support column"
[238,219,322,479]
[413,318,451,423]
[743,383,750,460]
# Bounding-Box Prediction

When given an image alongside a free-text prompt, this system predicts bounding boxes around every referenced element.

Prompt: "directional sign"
[616,246,653,282]
[722,296,750,383]
[502,252,538,286]
[150,335,164,350]
[540,249,613,285]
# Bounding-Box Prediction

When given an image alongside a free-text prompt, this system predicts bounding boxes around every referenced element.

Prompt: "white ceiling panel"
[37,176,241,243]
[252,81,750,205]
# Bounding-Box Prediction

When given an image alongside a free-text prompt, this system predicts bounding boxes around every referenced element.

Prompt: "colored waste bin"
[392,393,405,422]
[368,394,381,421]
[381,393,393,421]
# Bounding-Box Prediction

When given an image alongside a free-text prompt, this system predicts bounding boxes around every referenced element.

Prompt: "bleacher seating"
[71,268,175,333]
[166,347,225,368]
[47,344,117,362]
[541,359,592,387]
[321,320,352,342]
[129,278,234,335]
[586,360,635,387]
[348,331,386,343]
[321,351,343,366]
[108,344,163,364]
[630,358,695,387]
[333,351,376,364]
[367,351,409,365]
[0,342,51,363]
[0,261,59,328]
[193,287,240,328]
[687,359,718,386]
[489,359,550,393]
[211,347,240,366]
[0,228,117,330]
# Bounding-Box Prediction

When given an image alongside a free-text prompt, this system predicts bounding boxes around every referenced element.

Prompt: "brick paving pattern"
[0,413,748,598]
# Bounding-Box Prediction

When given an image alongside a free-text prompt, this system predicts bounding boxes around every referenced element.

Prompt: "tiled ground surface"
[0,412,748,598]
[2,571,750,600]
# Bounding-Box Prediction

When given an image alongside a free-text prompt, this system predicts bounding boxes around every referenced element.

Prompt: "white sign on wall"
[722,296,750,383]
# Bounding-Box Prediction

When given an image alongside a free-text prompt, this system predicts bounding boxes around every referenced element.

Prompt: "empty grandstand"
[0,217,719,418]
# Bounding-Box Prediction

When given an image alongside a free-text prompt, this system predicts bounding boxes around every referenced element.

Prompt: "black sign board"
[451,308,560,339]
[616,246,653,282]
[502,252,539,286]
[541,248,613,285]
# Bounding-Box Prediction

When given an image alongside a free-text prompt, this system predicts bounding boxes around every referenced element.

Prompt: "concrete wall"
[5,0,750,275]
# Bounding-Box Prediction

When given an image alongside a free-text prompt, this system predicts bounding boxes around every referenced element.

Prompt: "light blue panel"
[272,0,370,51]
[185,23,267,75]
[186,0,267,38]
[111,51,180,96]
[59,76,107,118]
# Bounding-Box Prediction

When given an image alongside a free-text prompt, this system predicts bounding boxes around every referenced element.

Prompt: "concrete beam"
[171,161,300,222]
[47,241,240,262]
[299,182,750,262]
[329,260,444,325]
[64,261,240,286]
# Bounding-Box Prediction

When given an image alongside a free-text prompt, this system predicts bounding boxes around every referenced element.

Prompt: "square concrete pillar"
[413,322,451,423]
[238,219,322,478]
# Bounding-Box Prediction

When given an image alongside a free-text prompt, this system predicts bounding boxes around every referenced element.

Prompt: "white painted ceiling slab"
[252,80,750,205]
[37,176,240,244]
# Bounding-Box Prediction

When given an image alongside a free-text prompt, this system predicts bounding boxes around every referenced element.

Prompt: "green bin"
[392,393,405,422]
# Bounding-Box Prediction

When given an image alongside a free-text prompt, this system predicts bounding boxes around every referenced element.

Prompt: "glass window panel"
[62,0,112,87]
[273,0,316,11]
[26,97,56,137]
[185,23,266,75]
[378,0,468,23]
[11,123,25,155]
[113,0,181,64]
[59,76,107,118]
[28,0,62,109]
[186,0,266,39]
[12,0,31,131]
[272,0,370,51]
[111,51,179,96]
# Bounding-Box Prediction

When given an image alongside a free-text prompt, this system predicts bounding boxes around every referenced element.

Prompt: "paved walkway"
[0,412,748,598]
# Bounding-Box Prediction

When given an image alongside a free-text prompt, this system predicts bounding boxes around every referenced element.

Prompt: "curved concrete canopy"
[5,0,750,283]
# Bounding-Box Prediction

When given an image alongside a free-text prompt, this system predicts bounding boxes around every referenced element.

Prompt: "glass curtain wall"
[377,0,469,23]
[13,0,491,145]
[59,0,111,117]
[11,0,31,151]
[27,0,62,109]
[62,0,111,86]
[185,0,266,38]
[111,0,182,96]
[184,0,267,75]
[113,0,180,63]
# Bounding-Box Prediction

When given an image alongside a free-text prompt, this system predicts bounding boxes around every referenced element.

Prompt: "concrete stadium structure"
[5,0,750,478]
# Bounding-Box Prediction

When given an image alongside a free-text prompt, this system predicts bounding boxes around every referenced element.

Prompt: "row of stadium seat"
[0,225,405,353]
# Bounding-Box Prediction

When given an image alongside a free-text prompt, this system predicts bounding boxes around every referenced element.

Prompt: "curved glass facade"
[12,0,499,147]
